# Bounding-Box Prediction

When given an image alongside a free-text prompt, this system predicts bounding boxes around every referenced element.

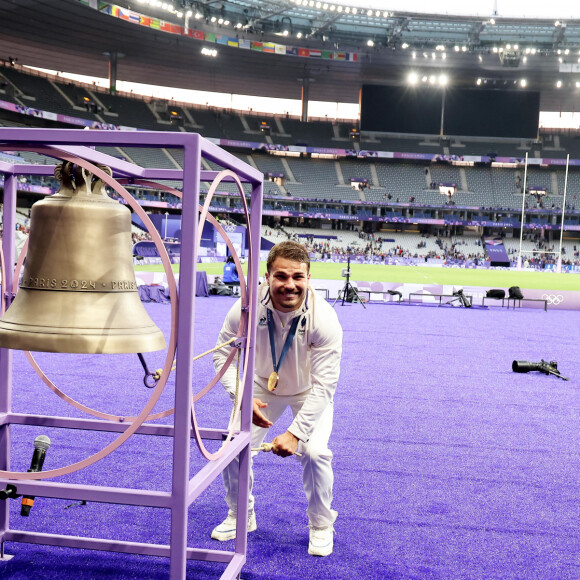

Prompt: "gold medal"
[268,371,279,391]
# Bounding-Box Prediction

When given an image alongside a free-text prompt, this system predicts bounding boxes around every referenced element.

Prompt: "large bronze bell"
[0,162,166,354]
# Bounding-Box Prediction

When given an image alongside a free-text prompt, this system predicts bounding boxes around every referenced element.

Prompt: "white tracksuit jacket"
[213,284,343,442]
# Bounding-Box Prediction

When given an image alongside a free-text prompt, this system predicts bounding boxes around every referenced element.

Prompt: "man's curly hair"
[266,241,310,273]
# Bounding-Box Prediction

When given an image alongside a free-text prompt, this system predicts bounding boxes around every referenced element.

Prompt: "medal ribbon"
[267,309,301,376]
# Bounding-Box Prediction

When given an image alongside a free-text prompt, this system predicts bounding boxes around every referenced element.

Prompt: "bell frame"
[0,127,263,579]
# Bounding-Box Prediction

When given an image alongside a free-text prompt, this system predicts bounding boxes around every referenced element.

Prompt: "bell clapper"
[137,352,159,389]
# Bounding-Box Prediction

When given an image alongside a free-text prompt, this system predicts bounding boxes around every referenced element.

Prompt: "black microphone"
[20,435,51,516]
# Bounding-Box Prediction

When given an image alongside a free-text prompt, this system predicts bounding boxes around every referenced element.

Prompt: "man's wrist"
[287,427,307,443]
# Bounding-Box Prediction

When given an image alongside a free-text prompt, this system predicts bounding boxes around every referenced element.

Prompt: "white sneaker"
[308,521,336,557]
[211,511,257,541]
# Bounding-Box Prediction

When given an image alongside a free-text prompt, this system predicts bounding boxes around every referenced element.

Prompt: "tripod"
[332,258,366,308]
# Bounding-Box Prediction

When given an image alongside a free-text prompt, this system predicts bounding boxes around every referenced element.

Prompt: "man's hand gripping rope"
[252,441,302,457]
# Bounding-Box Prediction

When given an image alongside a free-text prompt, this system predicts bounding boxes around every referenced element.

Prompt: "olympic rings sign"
[223,225,236,232]
[541,294,565,305]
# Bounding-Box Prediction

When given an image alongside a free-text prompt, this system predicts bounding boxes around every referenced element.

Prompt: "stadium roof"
[0,0,578,113]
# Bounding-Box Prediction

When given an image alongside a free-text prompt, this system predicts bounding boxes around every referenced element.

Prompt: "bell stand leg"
[230,180,263,579]
[167,140,200,580]
[0,173,17,564]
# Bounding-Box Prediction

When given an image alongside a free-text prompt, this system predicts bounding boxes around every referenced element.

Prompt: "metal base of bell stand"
[0,128,263,579]
[0,541,13,561]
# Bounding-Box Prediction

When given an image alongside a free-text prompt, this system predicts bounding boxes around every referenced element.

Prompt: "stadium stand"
[0,67,74,118]
[3,65,580,269]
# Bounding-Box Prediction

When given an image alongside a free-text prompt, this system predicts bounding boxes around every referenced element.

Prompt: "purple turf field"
[2,297,579,579]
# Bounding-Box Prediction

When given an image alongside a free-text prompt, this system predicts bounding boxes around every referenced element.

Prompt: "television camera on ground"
[512,360,569,381]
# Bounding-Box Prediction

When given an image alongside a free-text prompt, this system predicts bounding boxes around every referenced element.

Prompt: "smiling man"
[212,241,343,557]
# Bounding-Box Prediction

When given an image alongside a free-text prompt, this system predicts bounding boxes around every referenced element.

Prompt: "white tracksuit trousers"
[223,385,336,528]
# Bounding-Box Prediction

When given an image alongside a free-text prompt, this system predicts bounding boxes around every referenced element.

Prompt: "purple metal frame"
[0,128,264,579]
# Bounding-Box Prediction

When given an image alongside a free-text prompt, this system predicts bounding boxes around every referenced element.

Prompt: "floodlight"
[556,80,563,88]
[520,79,527,87]
[367,39,375,47]
[408,72,419,84]
[439,74,448,86]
